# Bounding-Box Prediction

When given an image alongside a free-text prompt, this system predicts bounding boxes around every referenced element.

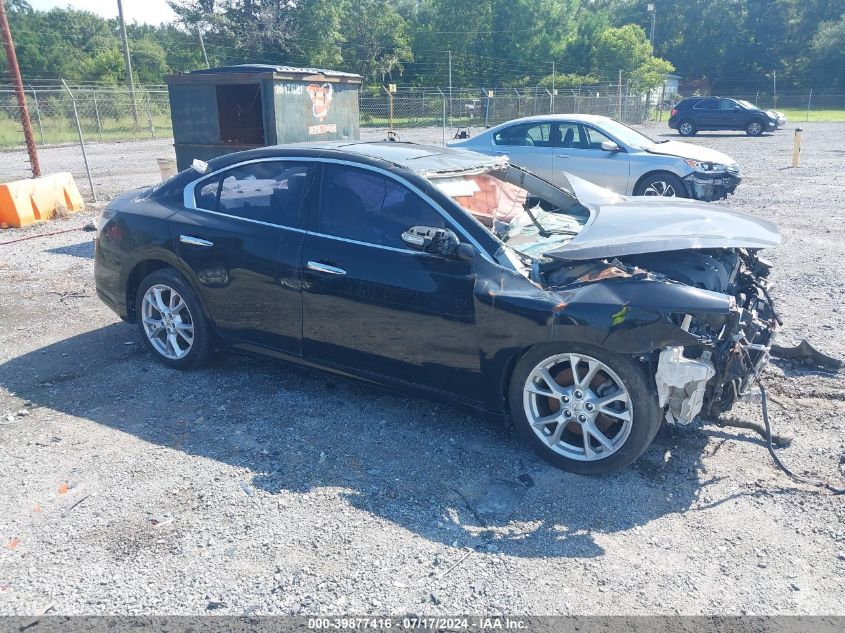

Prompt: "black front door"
[172,160,314,354]
[301,163,481,400]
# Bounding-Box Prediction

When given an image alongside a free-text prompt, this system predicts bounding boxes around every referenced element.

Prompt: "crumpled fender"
[550,279,732,354]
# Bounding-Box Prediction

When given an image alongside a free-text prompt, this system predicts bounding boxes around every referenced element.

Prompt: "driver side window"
[318,165,446,250]
[579,125,614,150]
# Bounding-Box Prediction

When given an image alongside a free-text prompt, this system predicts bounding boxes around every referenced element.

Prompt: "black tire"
[134,268,211,369]
[633,172,688,198]
[677,119,697,136]
[508,343,661,475]
[745,119,765,136]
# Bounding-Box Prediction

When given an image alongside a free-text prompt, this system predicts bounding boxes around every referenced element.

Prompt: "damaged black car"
[94,142,781,474]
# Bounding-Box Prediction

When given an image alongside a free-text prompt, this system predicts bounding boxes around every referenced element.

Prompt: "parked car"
[668,97,786,137]
[448,114,741,202]
[95,142,780,474]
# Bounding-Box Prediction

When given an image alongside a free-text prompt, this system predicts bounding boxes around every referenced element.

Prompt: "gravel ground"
[0,123,844,616]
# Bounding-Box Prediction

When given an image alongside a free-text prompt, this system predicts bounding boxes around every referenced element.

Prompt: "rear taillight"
[671,108,678,117]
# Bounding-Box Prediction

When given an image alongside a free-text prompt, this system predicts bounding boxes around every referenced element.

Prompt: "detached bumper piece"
[684,171,741,201]
[656,346,716,425]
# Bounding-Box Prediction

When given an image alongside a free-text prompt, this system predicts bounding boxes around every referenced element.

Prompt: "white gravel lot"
[0,123,843,616]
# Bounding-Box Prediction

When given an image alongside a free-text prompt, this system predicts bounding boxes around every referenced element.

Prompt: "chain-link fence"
[0,85,171,147]
[359,84,651,137]
[1,82,653,150]
[2,79,844,203]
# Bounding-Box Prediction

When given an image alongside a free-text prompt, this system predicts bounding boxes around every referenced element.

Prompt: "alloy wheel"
[748,121,762,135]
[522,353,634,462]
[141,284,195,360]
[642,180,677,196]
[679,122,694,135]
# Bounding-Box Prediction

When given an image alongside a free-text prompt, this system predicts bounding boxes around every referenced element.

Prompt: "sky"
[29,0,177,25]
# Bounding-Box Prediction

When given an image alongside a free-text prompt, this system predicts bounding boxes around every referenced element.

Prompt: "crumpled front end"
[648,251,779,424]
[683,169,741,201]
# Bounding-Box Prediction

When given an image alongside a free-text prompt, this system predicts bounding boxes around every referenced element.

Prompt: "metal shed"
[165,64,363,170]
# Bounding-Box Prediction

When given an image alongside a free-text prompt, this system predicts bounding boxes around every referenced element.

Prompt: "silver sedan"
[448,114,742,201]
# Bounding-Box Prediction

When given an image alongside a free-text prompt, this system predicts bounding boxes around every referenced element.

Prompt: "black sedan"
[95,142,781,474]
[669,97,786,137]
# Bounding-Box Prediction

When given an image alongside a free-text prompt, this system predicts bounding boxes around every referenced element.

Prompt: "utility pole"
[198,27,209,68]
[647,4,656,46]
[117,0,139,127]
[0,0,40,177]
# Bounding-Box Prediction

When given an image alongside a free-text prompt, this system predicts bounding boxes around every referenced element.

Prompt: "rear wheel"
[633,172,687,198]
[509,344,661,475]
[677,119,696,136]
[746,119,765,136]
[135,268,211,369]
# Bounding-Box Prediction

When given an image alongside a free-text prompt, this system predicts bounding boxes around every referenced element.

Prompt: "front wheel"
[633,172,687,198]
[509,344,661,474]
[135,268,211,369]
[746,119,765,136]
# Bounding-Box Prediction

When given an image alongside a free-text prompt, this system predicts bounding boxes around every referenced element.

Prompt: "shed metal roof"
[185,64,362,80]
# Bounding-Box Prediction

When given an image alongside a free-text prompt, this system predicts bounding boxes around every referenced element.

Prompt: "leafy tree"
[811,15,845,89]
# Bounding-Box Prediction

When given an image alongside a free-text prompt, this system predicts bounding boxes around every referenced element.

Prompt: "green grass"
[0,114,173,148]
[776,108,845,122]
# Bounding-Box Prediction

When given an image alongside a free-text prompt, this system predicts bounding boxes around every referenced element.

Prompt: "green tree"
[811,15,845,89]
[593,24,673,89]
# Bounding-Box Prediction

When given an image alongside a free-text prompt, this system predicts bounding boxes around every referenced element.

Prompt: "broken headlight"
[684,159,737,174]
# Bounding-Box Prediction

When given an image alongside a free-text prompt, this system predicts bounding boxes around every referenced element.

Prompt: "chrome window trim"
[182,156,495,264]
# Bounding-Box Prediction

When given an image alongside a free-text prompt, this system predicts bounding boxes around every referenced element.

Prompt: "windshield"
[596,119,657,148]
[737,100,758,110]
[427,167,589,261]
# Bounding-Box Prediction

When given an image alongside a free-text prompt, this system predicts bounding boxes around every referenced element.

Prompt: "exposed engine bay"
[542,247,778,425]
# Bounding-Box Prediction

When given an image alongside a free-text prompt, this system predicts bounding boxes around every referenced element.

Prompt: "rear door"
[172,160,313,354]
[300,162,481,399]
[553,122,631,193]
[692,98,720,129]
[491,121,557,182]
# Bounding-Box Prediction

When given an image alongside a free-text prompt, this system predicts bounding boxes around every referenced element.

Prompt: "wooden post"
[792,127,802,167]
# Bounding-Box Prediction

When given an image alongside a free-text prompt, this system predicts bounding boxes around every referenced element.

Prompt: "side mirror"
[401,225,462,258]
[734,105,741,110]
[600,140,621,152]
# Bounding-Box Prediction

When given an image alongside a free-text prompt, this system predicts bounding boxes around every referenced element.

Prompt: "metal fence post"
[30,87,45,146]
[442,96,446,146]
[806,89,813,122]
[61,79,97,202]
[146,90,155,138]
[92,87,104,141]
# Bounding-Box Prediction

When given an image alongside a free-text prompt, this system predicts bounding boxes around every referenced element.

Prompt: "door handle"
[555,154,571,158]
[180,235,213,247]
[307,261,346,276]
[493,150,508,155]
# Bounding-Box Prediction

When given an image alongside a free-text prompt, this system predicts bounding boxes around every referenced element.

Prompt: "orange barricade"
[0,172,85,228]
